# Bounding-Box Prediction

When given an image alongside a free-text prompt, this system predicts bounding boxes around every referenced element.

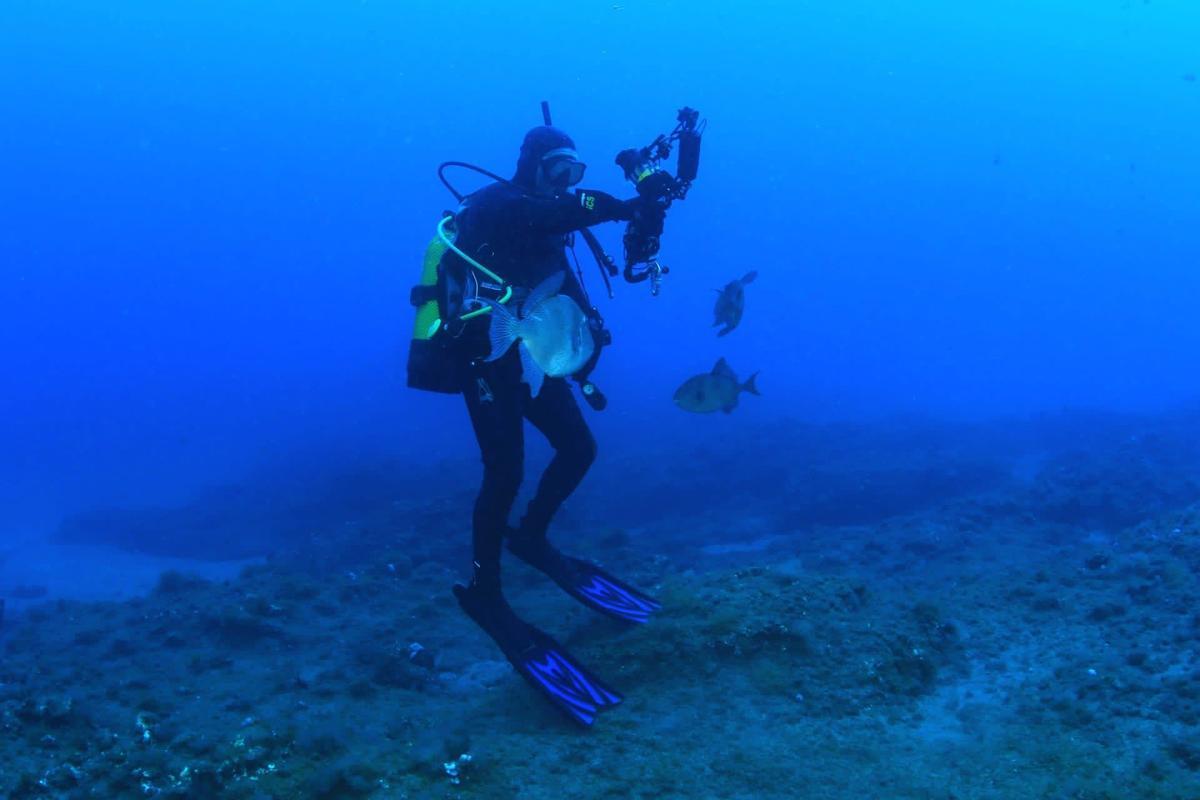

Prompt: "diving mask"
[541,147,587,188]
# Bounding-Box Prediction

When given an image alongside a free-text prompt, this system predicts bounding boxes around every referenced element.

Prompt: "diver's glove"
[629,194,666,237]
[574,189,638,222]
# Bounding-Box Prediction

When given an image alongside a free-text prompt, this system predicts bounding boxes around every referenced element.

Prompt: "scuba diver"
[409,104,703,725]
[411,123,664,726]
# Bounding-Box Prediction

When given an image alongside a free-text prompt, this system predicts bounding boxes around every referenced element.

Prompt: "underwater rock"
[873,635,939,697]
[1027,436,1200,529]
[201,606,285,647]
[406,641,436,670]
[370,657,428,691]
[8,419,1200,798]
[608,567,967,720]
[155,569,212,594]
[1166,739,1200,771]
[443,661,512,696]
[305,758,381,799]
[382,553,414,578]
[598,527,633,548]
[16,696,76,728]
[41,763,83,790]
[1031,595,1062,612]
[1087,602,1127,622]
[52,460,435,561]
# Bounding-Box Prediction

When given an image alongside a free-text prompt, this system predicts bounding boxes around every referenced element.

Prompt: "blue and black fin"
[508,538,662,624]
[453,583,622,726]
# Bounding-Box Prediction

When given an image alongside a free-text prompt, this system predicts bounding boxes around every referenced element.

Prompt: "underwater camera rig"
[616,106,705,295]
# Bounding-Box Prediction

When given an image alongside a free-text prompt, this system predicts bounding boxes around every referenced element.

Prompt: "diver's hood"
[513,126,577,188]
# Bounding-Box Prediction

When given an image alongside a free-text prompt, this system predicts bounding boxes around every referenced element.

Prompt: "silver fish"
[483,272,595,397]
[713,270,757,337]
[673,358,760,414]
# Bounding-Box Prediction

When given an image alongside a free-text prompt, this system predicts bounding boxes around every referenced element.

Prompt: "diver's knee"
[481,460,522,499]
[567,432,597,471]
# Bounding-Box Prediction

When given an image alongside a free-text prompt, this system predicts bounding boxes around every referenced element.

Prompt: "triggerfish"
[483,272,595,398]
[673,358,760,414]
[712,270,757,336]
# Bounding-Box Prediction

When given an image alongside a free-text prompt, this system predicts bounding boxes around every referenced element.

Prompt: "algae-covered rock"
[304,757,381,799]
[605,566,964,719]
[155,570,212,595]
[16,696,77,728]
[1027,442,1200,529]
[201,606,285,647]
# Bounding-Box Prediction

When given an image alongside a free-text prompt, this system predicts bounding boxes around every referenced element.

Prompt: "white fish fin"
[712,358,737,381]
[483,301,520,362]
[520,342,545,398]
[523,272,566,314]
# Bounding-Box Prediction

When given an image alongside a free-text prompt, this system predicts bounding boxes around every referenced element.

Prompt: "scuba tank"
[405,223,460,394]
[406,211,510,393]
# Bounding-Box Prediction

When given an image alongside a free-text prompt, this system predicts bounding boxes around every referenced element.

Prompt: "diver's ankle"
[468,566,502,599]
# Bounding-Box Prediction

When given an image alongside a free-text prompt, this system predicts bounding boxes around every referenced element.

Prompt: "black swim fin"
[508,537,662,624]
[453,583,622,727]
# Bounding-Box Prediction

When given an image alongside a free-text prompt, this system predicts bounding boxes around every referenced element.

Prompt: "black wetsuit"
[444,180,637,595]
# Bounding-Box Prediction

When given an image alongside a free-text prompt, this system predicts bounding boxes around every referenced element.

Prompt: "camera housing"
[615,107,705,292]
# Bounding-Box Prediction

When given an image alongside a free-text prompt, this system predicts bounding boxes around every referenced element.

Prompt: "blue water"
[4,5,1200,795]
[3,1,1198,527]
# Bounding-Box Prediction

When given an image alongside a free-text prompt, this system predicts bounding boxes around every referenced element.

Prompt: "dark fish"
[1183,73,1196,83]
[673,358,760,414]
[712,271,757,336]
